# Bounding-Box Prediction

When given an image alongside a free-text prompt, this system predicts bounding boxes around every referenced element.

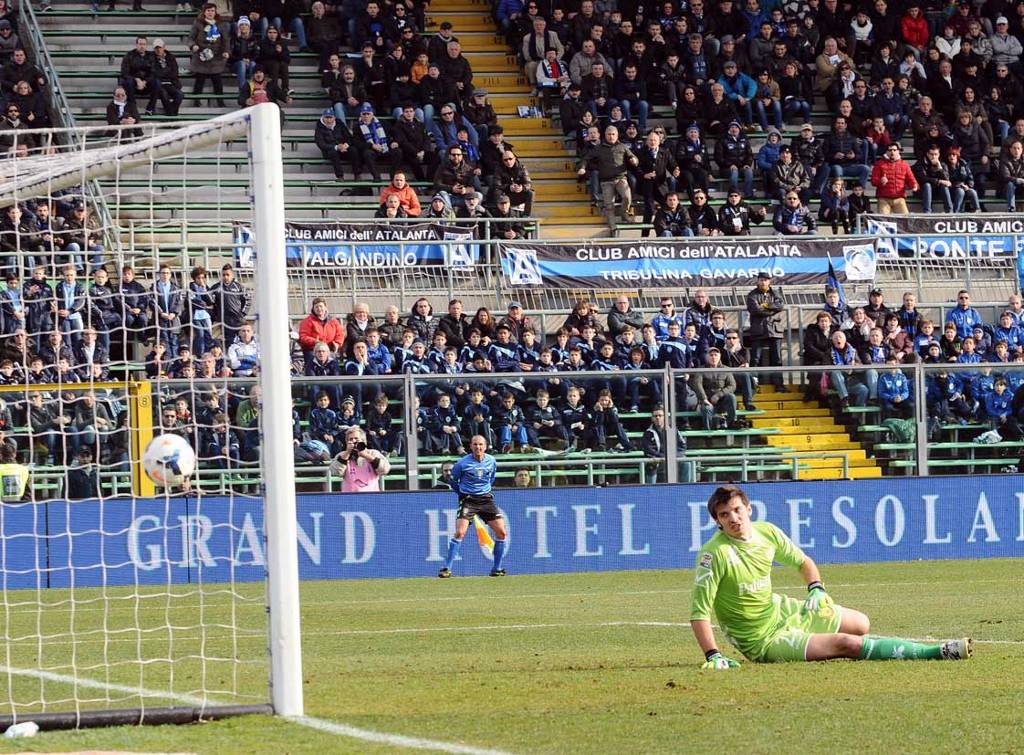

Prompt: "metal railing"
[9,358,1020,503]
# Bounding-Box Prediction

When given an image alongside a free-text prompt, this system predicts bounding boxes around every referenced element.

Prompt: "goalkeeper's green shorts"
[755,594,843,663]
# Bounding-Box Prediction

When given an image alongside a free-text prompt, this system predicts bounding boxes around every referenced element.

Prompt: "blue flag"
[826,254,845,308]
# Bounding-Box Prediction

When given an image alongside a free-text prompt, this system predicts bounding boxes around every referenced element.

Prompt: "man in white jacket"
[990,16,1023,70]
[227,321,260,376]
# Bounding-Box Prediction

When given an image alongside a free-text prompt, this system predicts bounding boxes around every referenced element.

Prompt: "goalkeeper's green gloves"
[803,580,832,612]
[701,650,741,670]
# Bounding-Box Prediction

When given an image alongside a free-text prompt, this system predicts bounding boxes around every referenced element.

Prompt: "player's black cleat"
[489,569,506,577]
[438,567,452,578]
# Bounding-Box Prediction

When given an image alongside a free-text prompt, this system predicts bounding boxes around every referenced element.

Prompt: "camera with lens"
[347,440,368,460]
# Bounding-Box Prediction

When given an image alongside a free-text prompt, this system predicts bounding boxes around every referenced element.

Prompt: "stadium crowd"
[802,286,1024,441]
[25,0,1021,233]
[4,0,1024,492]
[253,285,1024,465]
[0,247,1021,490]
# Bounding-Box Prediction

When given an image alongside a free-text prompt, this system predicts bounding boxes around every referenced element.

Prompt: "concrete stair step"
[427,0,491,11]
[542,216,607,227]
[767,436,862,451]
[755,408,832,418]
[45,35,196,49]
[424,14,497,30]
[535,224,608,237]
[57,58,523,77]
[755,398,824,413]
[50,46,523,69]
[756,388,806,399]
[534,183,589,200]
[800,466,883,479]
[797,451,869,465]
[471,73,531,89]
[751,417,843,430]
[482,118,558,136]
[428,0,491,9]
[768,426,850,440]
[534,202,601,218]
[459,51,520,67]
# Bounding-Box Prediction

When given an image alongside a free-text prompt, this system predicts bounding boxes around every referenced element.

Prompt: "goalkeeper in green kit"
[691,485,973,669]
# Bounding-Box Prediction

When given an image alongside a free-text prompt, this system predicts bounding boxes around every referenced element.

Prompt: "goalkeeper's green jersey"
[690,521,807,657]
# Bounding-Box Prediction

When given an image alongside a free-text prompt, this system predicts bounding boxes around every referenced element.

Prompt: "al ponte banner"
[499,237,877,289]
[863,213,1024,258]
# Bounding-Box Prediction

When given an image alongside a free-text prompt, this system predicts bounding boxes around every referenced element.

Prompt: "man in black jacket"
[480,126,515,201]
[105,87,142,141]
[210,264,250,349]
[745,271,785,390]
[440,40,473,101]
[492,194,529,238]
[119,36,156,105]
[713,120,754,197]
[822,115,869,187]
[116,265,149,350]
[149,40,183,116]
[558,83,587,135]
[791,123,828,195]
[641,405,688,483]
[654,192,690,237]
[436,298,471,350]
[314,110,365,182]
[390,104,439,180]
[636,131,679,236]
[0,48,46,95]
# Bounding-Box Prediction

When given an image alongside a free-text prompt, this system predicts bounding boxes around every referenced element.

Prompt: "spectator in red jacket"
[870,143,919,214]
[900,3,930,58]
[298,297,345,368]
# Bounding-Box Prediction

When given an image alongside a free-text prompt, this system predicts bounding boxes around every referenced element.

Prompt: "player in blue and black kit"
[439,435,509,578]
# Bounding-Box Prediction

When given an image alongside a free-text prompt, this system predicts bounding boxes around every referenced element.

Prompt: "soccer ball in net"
[142,434,197,486]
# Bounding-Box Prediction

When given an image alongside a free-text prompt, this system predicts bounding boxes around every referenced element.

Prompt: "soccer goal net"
[0,104,302,730]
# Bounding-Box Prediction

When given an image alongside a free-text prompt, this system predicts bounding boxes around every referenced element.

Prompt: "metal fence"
[145,360,1024,493]
[138,227,1019,320]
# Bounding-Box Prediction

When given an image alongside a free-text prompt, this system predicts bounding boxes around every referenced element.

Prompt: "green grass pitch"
[1,558,1021,754]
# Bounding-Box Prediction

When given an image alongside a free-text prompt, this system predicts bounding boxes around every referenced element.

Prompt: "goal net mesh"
[0,111,283,726]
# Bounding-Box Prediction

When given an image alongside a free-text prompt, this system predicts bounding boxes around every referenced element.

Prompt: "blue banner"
[500,237,877,289]
[864,214,1024,258]
[234,221,479,269]
[5,477,1023,588]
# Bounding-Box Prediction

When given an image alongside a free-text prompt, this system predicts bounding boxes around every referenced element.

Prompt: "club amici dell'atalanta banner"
[499,237,877,289]
[233,221,479,268]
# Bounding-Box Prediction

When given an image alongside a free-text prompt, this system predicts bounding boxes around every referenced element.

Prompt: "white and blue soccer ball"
[143,433,197,486]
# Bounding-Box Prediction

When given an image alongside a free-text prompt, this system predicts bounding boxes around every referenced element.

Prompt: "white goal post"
[0,103,302,729]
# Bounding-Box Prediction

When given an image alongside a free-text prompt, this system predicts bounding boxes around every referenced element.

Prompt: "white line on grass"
[0,664,211,706]
[317,620,693,636]
[0,665,516,755]
[286,715,514,755]
[14,577,1014,616]
[2,621,695,647]
[6,621,1022,646]
[269,622,1024,644]
[297,577,1016,608]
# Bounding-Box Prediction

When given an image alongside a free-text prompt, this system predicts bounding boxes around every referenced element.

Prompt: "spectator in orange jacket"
[298,297,345,368]
[870,143,919,214]
[378,172,422,217]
